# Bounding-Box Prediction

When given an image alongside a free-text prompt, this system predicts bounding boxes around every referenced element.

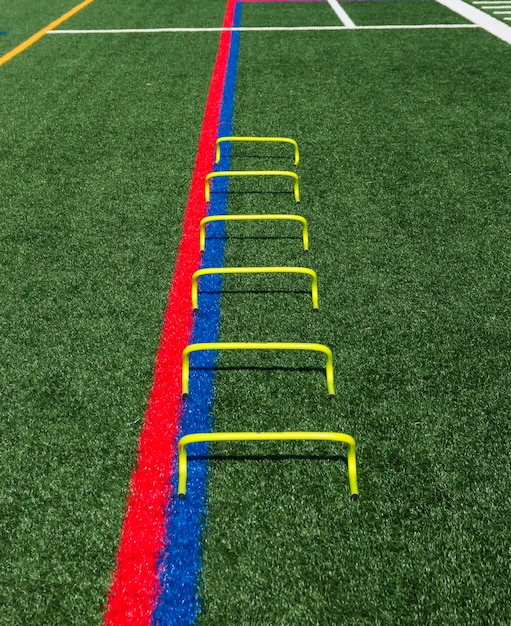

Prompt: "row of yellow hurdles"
[177,136,359,501]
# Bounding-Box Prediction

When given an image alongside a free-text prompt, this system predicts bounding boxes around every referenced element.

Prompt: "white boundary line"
[325,0,356,28]
[437,0,511,43]
[48,24,480,34]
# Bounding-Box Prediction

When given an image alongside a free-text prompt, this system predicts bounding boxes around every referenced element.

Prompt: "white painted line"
[47,24,479,35]
[50,27,224,33]
[357,24,479,30]
[356,23,479,29]
[326,0,357,28]
[437,0,511,43]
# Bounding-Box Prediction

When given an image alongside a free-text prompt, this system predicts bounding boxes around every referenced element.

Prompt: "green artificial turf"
[241,3,341,27]
[0,0,81,55]
[61,0,227,30]
[198,23,511,626]
[3,1,511,624]
[342,0,469,27]
[0,19,220,625]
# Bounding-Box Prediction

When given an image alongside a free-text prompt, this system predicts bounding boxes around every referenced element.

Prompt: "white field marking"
[348,23,478,29]
[48,24,479,35]
[326,0,357,28]
[437,0,511,43]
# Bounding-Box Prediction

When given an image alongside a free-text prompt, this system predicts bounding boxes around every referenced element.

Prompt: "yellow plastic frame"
[199,214,309,252]
[191,266,319,311]
[182,342,335,398]
[205,170,300,202]
[177,431,359,500]
[215,136,300,165]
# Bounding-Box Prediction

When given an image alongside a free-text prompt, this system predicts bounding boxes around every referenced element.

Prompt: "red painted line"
[102,1,237,624]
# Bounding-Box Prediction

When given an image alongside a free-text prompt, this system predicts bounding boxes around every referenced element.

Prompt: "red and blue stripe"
[103,0,241,623]
[153,4,242,624]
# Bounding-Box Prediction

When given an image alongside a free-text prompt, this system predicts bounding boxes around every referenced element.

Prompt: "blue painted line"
[0,32,8,35]
[152,3,242,625]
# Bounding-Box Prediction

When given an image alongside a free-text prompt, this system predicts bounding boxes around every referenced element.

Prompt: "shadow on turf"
[188,452,348,464]
[203,235,302,242]
[199,288,310,297]
[209,190,295,199]
[228,154,297,161]
[190,365,325,374]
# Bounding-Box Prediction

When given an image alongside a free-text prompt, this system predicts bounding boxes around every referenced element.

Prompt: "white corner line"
[436,0,511,43]
[326,0,357,29]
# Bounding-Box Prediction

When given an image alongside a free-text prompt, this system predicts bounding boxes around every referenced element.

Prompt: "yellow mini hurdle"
[215,136,300,165]
[205,170,300,202]
[177,431,359,501]
[191,266,319,311]
[182,342,335,398]
[199,214,309,252]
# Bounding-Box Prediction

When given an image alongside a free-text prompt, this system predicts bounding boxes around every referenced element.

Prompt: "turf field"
[1,0,511,624]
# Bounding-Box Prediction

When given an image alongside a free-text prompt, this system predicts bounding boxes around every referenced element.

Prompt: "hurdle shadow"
[187,452,348,464]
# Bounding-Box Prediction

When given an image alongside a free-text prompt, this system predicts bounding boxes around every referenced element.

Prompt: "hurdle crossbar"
[177,431,359,500]
[205,170,300,202]
[199,214,309,252]
[215,136,300,165]
[191,266,319,311]
[182,342,335,398]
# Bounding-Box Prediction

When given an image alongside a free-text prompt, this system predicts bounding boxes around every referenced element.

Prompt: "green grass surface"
[241,3,340,27]
[198,24,511,626]
[61,0,227,30]
[0,0,80,55]
[342,0,469,26]
[0,23,219,624]
[2,0,511,624]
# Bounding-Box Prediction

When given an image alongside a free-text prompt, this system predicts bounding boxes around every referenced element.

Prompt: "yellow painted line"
[0,0,96,67]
